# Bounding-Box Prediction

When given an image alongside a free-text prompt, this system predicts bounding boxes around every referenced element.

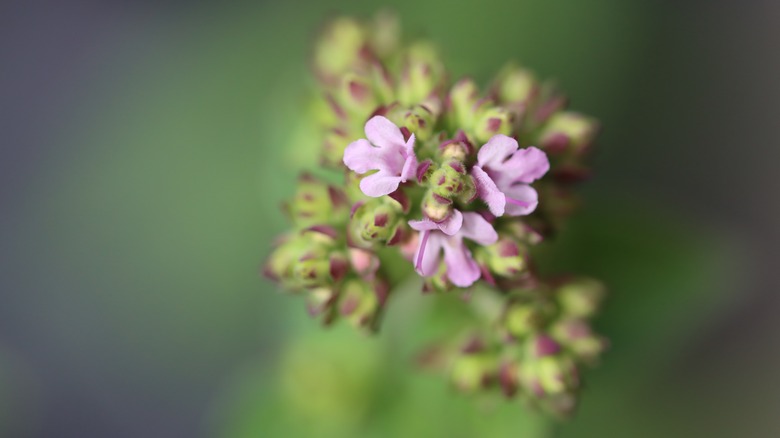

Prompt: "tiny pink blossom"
[409,211,498,287]
[471,135,549,216]
[343,116,418,197]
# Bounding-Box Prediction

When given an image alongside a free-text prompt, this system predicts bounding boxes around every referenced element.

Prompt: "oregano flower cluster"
[264,12,607,417]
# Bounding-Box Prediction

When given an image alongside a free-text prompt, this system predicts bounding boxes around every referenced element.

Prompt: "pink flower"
[409,210,498,287]
[471,135,549,216]
[343,116,418,197]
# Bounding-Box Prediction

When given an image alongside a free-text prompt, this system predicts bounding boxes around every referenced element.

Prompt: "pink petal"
[414,232,444,276]
[365,116,405,151]
[359,171,403,197]
[442,240,481,287]
[437,209,463,236]
[343,139,381,174]
[409,210,463,235]
[503,184,539,216]
[477,134,518,168]
[471,166,506,216]
[408,218,440,231]
[460,212,499,245]
[502,146,550,184]
[400,150,418,182]
[404,133,416,157]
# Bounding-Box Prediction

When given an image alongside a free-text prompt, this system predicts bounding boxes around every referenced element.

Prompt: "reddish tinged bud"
[305,225,339,239]
[498,362,520,397]
[532,334,561,358]
[416,159,433,183]
[329,256,350,282]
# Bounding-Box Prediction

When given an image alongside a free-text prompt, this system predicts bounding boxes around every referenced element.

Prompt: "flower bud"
[421,190,453,222]
[287,174,349,228]
[313,17,367,84]
[550,319,608,364]
[474,106,514,143]
[498,360,521,397]
[528,334,562,359]
[369,61,395,104]
[494,65,538,104]
[429,161,473,200]
[338,278,388,331]
[293,245,349,289]
[349,198,402,246]
[520,348,579,397]
[501,301,547,338]
[397,42,445,106]
[556,278,605,318]
[403,105,435,141]
[369,10,400,59]
[339,73,379,117]
[447,78,480,129]
[538,111,599,156]
[305,287,339,325]
[264,234,309,286]
[480,236,527,278]
[450,352,496,393]
[536,355,578,395]
[322,127,351,168]
[439,131,474,162]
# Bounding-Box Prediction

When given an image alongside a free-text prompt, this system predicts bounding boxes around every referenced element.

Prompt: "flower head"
[343,115,418,197]
[409,211,498,287]
[471,135,549,216]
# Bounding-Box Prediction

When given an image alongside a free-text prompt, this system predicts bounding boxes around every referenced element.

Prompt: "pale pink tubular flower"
[471,134,550,216]
[343,116,418,197]
[409,210,498,287]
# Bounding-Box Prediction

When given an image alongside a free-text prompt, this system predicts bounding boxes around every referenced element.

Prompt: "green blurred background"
[2,0,778,437]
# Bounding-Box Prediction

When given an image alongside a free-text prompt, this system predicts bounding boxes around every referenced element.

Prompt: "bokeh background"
[2,0,779,437]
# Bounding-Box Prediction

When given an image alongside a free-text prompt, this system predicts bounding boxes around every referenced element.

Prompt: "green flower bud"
[286,174,350,228]
[369,61,395,104]
[421,190,453,222]
[403,105,435,141]
[519,338,579,397]
[502,301,547,338]
[292,237,349,289]
[557,278,605,318]
[338,278,388,331]
[494,65,538,104]
[294,257,333,289]
[397,41,445,106]
[550,319,608,364]
[313,17,366,84]
[305,287,338,325]
[322,127,351,168]
[339,73,379,118]
[263,233,309,286]
[480,236,527,278]
[536,355,578,395]
[369,10,400,59]
[450,352,496,393]
[429,161,473,200]
[474,106,514,144]
[265,227,347,290]
[447,78,480,129]
[349,198,403,246]
[439,141,468,162]
[538,111,599,156]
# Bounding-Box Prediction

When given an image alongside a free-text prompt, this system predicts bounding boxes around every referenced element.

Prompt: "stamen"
[505,197,531,207]
[415,230,431,271]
